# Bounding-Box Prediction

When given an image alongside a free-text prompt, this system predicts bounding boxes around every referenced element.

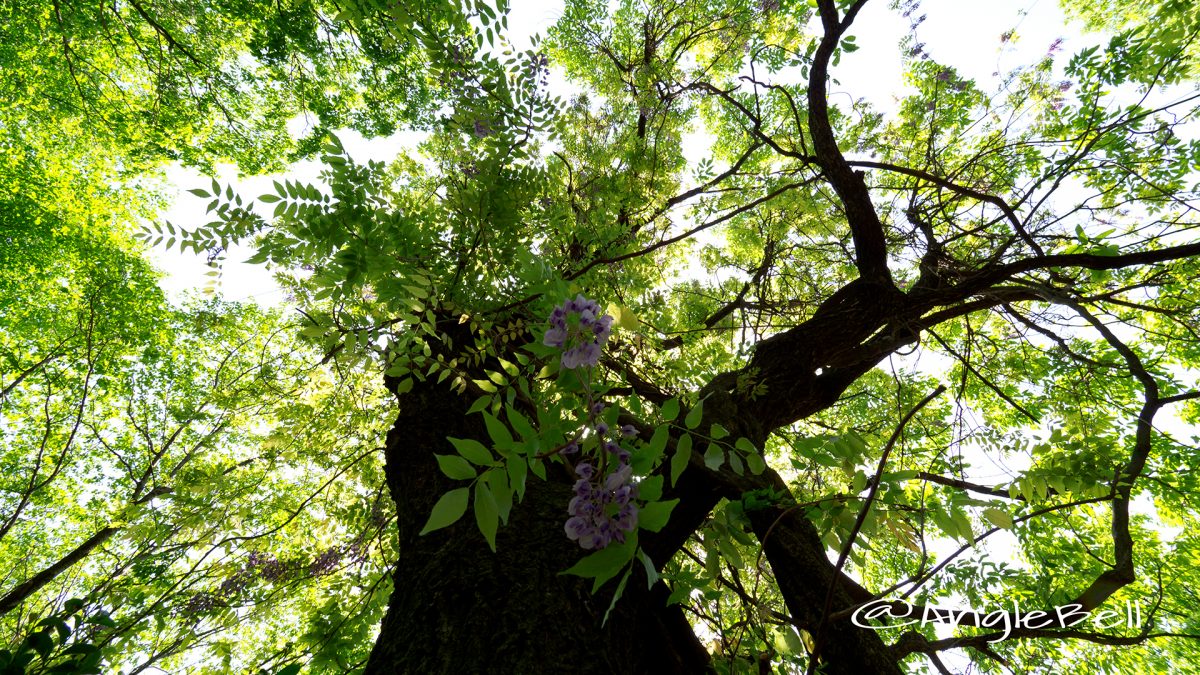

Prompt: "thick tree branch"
[938,241,1200,301]
[0,479,172,617]
[915,472,1023,500]
[807,0,890,283]
[849,158,1041,253]
[0,350,62,403]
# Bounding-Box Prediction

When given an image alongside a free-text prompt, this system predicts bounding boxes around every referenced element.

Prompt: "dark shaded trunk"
[643,384,906,675]
[362,306,912,673]
[746,485,904,674]
[364,372,711,674]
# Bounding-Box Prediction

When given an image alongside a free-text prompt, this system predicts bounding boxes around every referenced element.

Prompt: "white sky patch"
[152,128,426,305]
[146,0,1083,306]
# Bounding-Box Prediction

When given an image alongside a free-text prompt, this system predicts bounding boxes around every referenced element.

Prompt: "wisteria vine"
[543,294,641,550]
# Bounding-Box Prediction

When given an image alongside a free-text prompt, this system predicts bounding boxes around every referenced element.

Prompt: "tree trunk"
[363,312,909,673]
[364,372,711,674]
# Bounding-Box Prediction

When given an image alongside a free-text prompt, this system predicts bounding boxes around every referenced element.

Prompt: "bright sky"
[151,0,1081,305]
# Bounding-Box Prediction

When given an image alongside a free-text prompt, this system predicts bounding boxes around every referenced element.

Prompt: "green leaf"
[601,567,631,626]
[485,467,512,524]
[781,626,808,656]
[482,412,513,446]
[670,433,692,487]
[638,475,664,502]
[631,423,669,475]
[951,511,974,542]
[851,471,868,493]
[506,405,536,441]
[37,617,69,641]
[637,499,678,532]
[607,302,638,330]
[737,437,766,474]
[435,454,477,480]
[507,456,528,501]
[727,451,744,475]
[88,612,116,628]
[843,432,868,457]
[497,357,519,377]
[660,397,680,421]
[448,437,494,465]
[467,395,493,414]
[637,549,659,590]
[982,507,1014,530]
[709,423,729,439]
[474,482,499,551]
[529,458,547,480]
[419,488,470,535]
[684,399,704,430]
[27,630,52,658]
[717,533,744,568]
[560,534,636,592]
[277,666,303,675]
[647,424,669,456]
[703,443,724,470]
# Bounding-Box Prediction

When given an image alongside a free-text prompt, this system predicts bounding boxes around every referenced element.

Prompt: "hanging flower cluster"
[543,296,639,549]
[564,409,640,549]
[543,294,614,370]
[181,544,367,615]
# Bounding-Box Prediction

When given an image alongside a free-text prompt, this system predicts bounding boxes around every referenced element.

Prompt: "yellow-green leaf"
[982,507,1013,530]
[419,488,470,535]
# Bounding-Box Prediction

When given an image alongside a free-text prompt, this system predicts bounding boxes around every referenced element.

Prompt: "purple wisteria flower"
[565,414,638,549]
[543,294,614,370]
[544,293,642,549]
[602,439,630,463]
[564,461,639,550]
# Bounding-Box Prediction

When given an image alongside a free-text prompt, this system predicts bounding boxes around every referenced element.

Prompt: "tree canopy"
[4,0,1200,673]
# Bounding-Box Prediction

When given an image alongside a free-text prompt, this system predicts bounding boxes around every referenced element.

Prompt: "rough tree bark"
[363,315,909,673]
[364,339,711,674]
